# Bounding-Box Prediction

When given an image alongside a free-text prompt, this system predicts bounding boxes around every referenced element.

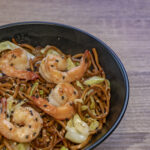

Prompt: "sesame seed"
[51,65,54,67]
[62,96,64,100]
[35,95,39,98]
[56,59,59,62]
[26,135,29,139]
[9,128,12,131]
[10,63,13,66]
[27,68,31,71]
[43,104,47,107]
[29,125,31,128]
[35,118,38,121]
[69,102,73,106]
[62,76,65,80]
[74,91,77,95]
[85,58,88,63]
[33,132,36,136]
[29,110,33,116]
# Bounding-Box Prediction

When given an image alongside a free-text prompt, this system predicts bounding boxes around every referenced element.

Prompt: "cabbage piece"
[89,120,99,131]
[39,90,44,95]
[65,126,88,144]
[65,114,89,144]
[15,143,30,150]
[67,57,76,70]
[83,76,105,86]
[106,79,110,88]
[60,146,68,150]
[0,41,34,59]
[90,96,95,109]
[40,45,60,56]
[73,114,89,136]
[81,105,88,111]
[76,81,84,90]
[29,82,39,96]
[75,62,80,66]
[0,41,20,52]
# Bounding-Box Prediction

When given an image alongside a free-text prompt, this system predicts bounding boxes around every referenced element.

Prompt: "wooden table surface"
[0,0,150,149]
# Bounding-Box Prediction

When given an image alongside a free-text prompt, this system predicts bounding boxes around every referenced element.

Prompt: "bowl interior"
[0,22,129,149]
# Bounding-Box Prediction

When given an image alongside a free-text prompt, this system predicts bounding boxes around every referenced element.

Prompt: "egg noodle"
[0,38,110,150]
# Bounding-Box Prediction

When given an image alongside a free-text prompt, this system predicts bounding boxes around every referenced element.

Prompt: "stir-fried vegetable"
[67,57,76,70]
[90,96,95,109]
[0,41,34,59]
[39,90,44,95]
[81,105,88,111]
[40,45,60,56]
[76,81,84,90]
[75,62,80,66]
[65,114,89,143]
[83,76,105,86]
[15,143,30,150]
[73,114,89,136]
[60,146,68,150]
[89,119,99,131]
[16,144,26,150]
[0,41,20,52]
[106,79,110,88]
[29,82,39,96]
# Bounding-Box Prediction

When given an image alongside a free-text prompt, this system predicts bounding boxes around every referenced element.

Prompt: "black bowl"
[0,22,129,149]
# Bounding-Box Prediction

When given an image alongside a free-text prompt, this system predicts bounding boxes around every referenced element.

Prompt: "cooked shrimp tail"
[32,96,75,120]
[31,82,78,120]
[39,50,90,83]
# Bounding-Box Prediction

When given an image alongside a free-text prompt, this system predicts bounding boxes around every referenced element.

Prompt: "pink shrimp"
[31,83,78,120]
[0,48,38,80]
[0,98,43,143]
[39,50,90,83]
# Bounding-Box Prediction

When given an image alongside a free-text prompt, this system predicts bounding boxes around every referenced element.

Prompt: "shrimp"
[0,98,43,143]
[39,50,90,83]
[32,83,78,120]
[0,48,38,80]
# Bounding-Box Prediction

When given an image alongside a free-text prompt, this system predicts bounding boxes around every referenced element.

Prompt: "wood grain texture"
[0,0,150,149]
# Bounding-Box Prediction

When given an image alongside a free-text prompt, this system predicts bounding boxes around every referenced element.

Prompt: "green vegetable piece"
[90,96,95,109]
[16,143,26,150]
[39,90,44,95]
[75,62,80,66]
[67,119,73,127]
[20,87,24,91]
[47,49,60,56]
[83,76,105,86]
[41,46,60,56]
[60,146,68,150]
[67,57,76,70]
[0,41,34,59]
[89,120,99,131]
[76,81,84,90]
[106,79,110,88]
[0,41,20,52]
[29,82,39,96]
[81,105,88,111]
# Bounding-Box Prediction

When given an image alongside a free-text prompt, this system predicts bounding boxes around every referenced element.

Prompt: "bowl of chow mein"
[0,22,129,150]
